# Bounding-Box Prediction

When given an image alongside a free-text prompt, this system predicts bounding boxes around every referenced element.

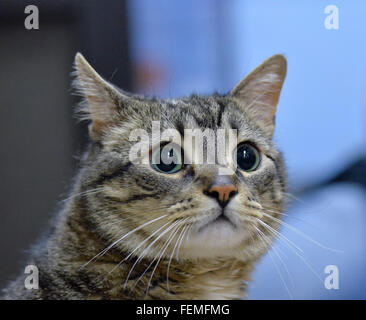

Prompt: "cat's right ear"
[230,54,287,138]
[73,53,128,141]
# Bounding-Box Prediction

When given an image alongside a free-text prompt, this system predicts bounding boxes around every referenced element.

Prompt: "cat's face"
[74,54,287,262]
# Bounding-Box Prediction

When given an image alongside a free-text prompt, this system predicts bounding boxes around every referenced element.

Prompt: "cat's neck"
[72,254,252,300]
[145,258,253,300]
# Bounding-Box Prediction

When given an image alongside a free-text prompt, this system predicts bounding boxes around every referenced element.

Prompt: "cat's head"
[73,53,287,262]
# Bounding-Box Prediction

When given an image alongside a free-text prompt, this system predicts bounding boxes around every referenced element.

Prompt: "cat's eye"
[234,143,260,172]
[151,144,183,174]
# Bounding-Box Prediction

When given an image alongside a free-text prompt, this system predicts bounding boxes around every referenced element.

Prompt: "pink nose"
[207,184,238,206]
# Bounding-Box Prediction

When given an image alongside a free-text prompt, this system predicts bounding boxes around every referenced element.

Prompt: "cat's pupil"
[152,145,182,174]
[236,143,260,172]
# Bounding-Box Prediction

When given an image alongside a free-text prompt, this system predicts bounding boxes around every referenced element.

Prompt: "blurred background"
[0,0,365,299]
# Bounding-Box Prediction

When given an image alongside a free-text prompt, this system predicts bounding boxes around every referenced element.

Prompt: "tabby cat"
[2,53,287,300]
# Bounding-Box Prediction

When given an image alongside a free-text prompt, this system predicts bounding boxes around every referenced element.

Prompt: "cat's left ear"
[73,52,133,141]
[230,54,287,137]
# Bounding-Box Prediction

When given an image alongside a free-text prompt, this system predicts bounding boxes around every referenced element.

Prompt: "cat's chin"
[180,215,250,259]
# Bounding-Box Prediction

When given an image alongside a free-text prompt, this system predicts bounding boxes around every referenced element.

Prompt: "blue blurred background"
[1,0,365,299]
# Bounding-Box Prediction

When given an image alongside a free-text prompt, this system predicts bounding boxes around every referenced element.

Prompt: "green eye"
[151,144,183,174]
[234,143,260,172]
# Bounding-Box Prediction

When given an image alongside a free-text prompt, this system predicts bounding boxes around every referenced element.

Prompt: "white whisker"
[61,187,104,203]
[167,223,188,293]
[81,214,168,269]
[254,225,293,299]
[145,221,184,296]
[260,211,342,253]
[124,219,181,290]
[256,218,323,284]
[256,218,304,253]
[106,221,172,277]
[175,223,191,260]
[254,220,295,288]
